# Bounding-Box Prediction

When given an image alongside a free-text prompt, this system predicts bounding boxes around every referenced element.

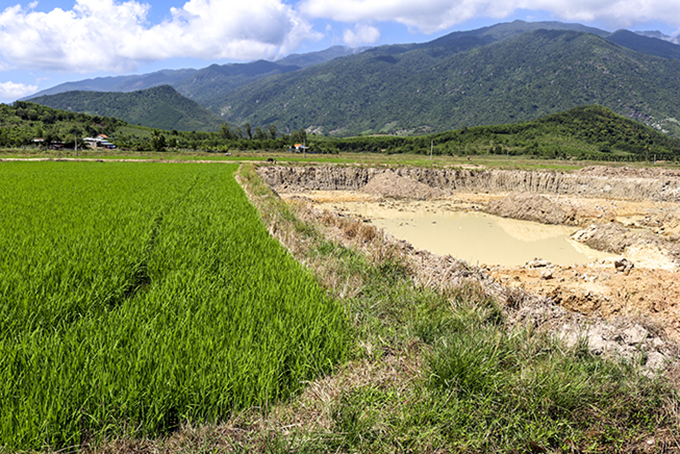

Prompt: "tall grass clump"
[0,162,348,451]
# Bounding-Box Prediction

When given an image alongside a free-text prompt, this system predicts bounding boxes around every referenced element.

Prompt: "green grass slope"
[30,85,223,132]
[217,29,680,137]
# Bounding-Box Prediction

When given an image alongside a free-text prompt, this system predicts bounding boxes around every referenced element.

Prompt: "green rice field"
[0,161,348,451]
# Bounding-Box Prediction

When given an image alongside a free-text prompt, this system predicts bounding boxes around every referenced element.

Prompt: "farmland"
[0,162,348,450]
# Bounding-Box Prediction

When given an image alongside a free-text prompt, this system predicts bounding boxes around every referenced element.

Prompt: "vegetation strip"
[0,161,348,451]
[3,102,680,162]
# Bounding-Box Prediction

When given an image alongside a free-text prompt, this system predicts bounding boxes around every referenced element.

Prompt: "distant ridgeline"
[1,101,679,161]
[214,26,680,139]
[23,22,680,138]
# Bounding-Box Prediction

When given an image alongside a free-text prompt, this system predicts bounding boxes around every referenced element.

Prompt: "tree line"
[2,102,679,162]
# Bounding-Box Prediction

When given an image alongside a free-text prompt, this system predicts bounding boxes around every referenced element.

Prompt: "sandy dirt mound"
[361,172,446,200]
[571,222,680,269]
[486,192,577,225]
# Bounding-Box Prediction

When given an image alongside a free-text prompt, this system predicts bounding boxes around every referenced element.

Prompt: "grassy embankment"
[0,162,348,451]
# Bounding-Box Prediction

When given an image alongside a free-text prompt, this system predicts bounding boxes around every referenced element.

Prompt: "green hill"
[217,29,680,137]
[0,101,129,148]
[315,105,680,161]
[30,85,223,132]
[171,61,301,113]
[607,29,680,61]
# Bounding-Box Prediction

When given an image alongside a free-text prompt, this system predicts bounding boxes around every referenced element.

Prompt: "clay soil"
[277,168,680,344]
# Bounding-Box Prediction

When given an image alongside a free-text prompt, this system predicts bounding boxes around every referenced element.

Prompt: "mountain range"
[26,20,680,137]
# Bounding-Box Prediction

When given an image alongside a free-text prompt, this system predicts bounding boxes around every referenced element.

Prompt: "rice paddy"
[0,161,348,451]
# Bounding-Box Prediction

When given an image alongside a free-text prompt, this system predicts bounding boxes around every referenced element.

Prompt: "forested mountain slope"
[30,85,223,132]
[217,29,680,137]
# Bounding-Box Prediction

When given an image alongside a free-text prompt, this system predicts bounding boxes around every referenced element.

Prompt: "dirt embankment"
[361,172,446,200]
[258,165,680,202]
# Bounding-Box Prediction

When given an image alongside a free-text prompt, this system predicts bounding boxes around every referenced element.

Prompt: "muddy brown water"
[320,202,613,267]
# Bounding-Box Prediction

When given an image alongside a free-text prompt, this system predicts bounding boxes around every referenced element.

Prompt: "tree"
[220,123,235,140]
[44,128,61,146]
[244,123,253,140]
[291,128,307,145]
[151,130,167,151]
[254,126,267,141]
[268,124,277,140]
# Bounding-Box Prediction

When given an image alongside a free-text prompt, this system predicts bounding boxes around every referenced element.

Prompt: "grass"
[0,162,349,451]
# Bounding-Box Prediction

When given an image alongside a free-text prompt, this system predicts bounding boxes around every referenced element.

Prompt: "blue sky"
[1,0,679,103]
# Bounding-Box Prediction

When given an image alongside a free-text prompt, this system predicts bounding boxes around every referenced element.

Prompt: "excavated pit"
[258,164,680,365]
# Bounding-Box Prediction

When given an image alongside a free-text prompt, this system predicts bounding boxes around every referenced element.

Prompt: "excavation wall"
[258,166,680,202]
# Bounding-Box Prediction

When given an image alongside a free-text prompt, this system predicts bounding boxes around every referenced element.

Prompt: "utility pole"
[74,133,78,157]
[303,139,306,159]
[430,139,433,161]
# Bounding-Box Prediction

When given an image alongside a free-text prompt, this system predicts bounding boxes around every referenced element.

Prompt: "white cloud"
[0,0,320,73]
[300,0,680,34]
[2,0,680,78]
[343,24,380,47]
[0,80,38,99]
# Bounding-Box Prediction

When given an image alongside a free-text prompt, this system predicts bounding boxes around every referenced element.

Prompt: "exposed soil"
[362,171,446,200]
[263,164,680,366]
[487,192,577,225]
[487,260,680,345]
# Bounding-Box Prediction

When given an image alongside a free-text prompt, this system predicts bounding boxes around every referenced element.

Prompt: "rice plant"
[0,162,348,451]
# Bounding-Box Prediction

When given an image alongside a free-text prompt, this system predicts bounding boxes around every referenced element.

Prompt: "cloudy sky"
[1,0,679,103]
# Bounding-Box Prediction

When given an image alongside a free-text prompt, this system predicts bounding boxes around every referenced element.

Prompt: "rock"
[541,269,553,280]
[645,352,666,370]
[614,258,634,274]
[621,325,648,345]
[526,258,551,268]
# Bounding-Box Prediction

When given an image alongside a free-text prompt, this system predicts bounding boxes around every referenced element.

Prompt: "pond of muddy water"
[321,202,613,267]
